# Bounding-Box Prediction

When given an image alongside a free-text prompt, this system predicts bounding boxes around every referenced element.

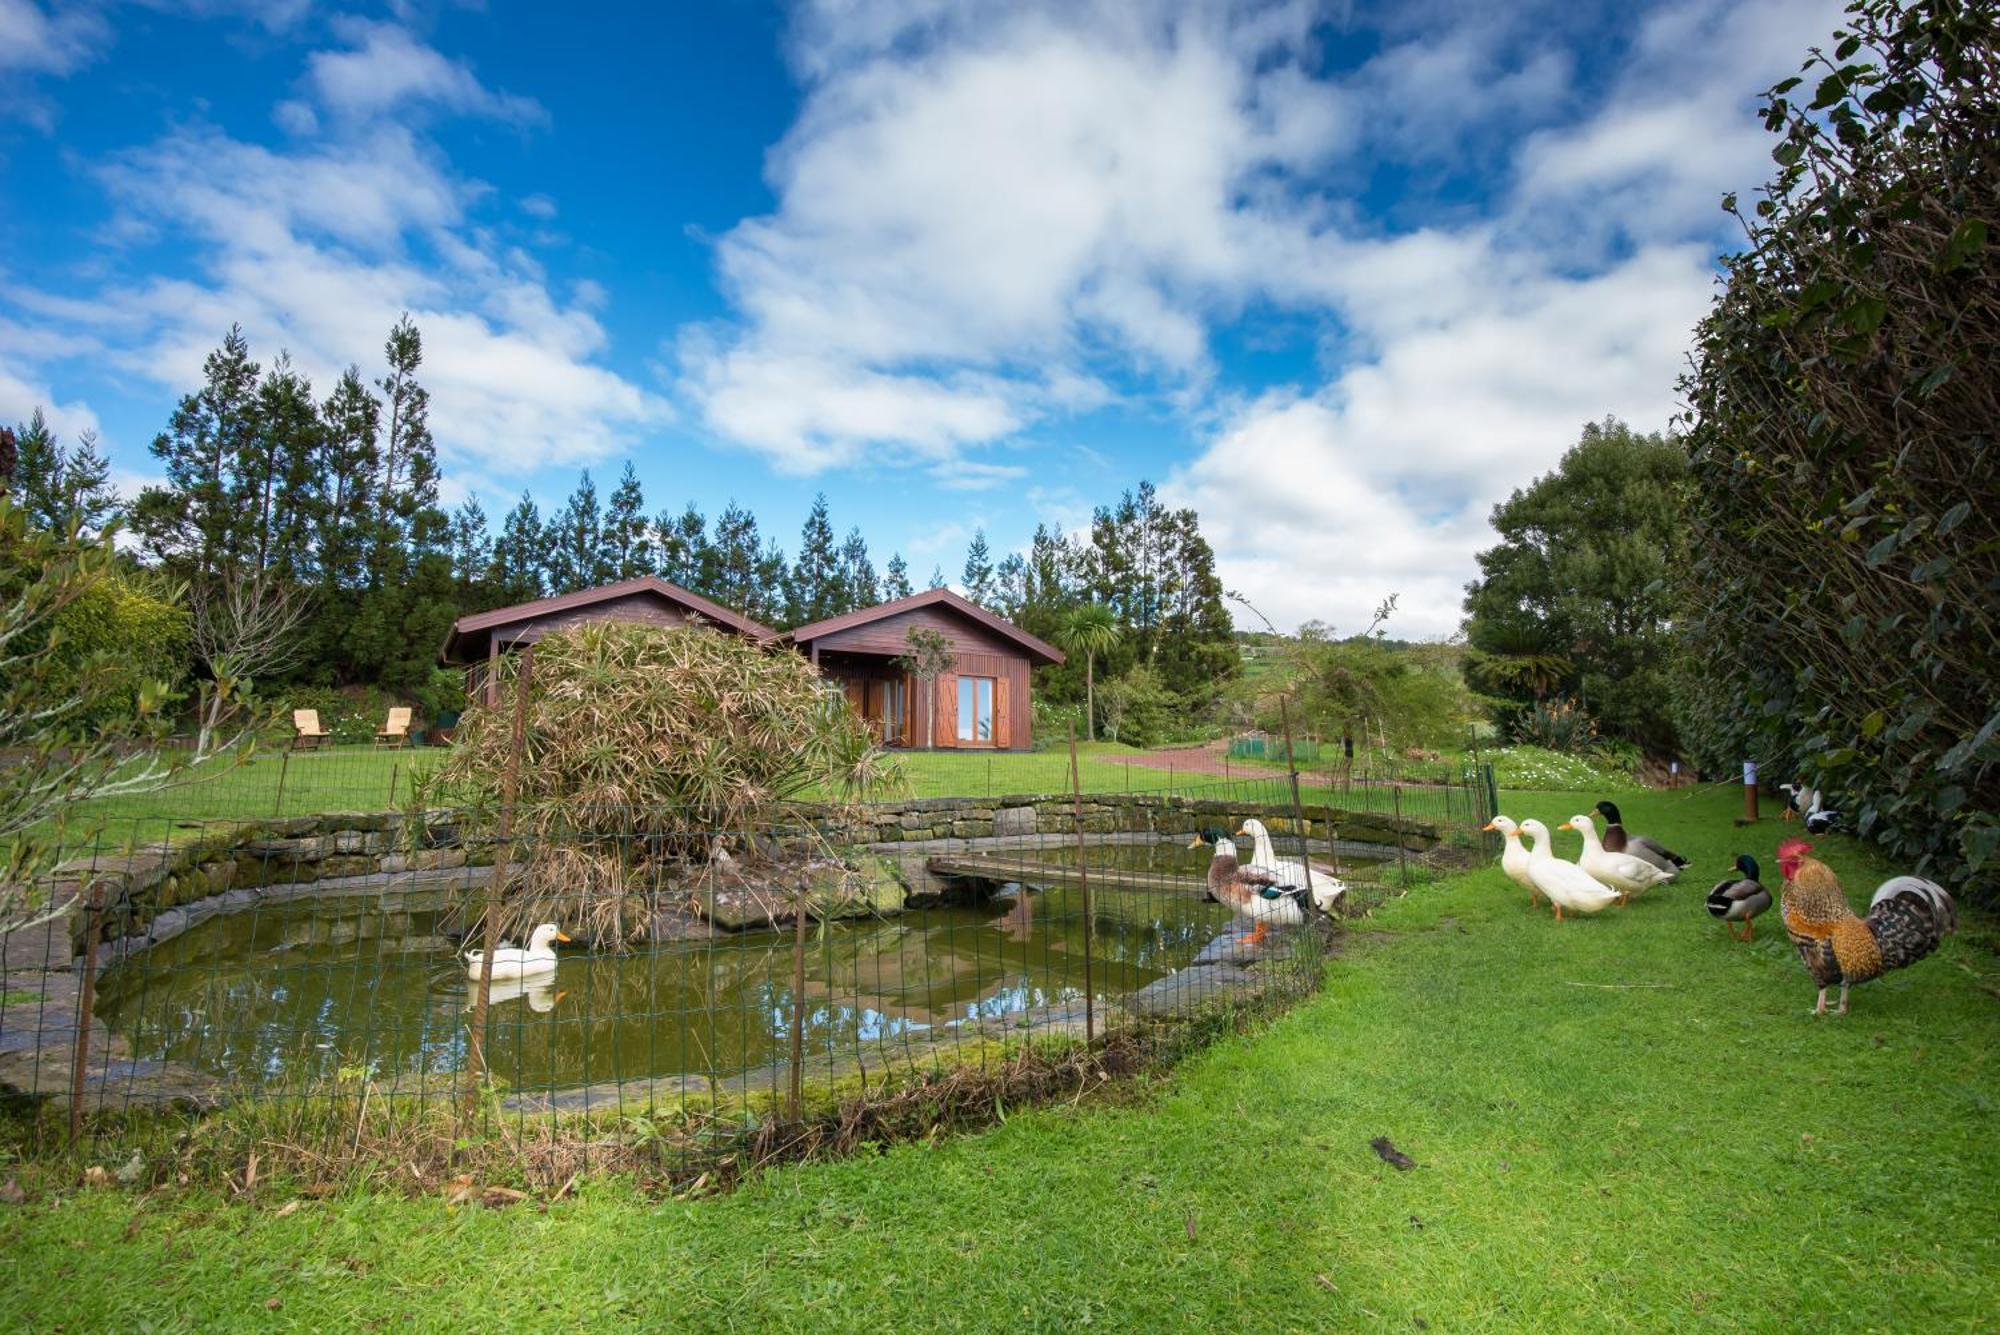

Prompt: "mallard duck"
[464,923,570,981]
[1234,817,1345,910]
[1591,801,1688,874]
[1481,814,1542,908]
[1565,812,1675,903]
[1517,819,1621,921]
[1706,854,1772,942]
[1194,835,1315,946]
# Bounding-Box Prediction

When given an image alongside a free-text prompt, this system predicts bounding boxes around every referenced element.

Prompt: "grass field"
[4,785,1993,1330]
[59,739,1487,841]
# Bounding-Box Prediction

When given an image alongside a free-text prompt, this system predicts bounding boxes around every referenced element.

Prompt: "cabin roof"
[782,587,1066,666]
[440,576,778,663]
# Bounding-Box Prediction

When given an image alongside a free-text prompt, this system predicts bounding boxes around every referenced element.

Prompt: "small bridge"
[924,854,1210,898]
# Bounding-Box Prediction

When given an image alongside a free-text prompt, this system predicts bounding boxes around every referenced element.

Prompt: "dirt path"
[1099,742,1238,776]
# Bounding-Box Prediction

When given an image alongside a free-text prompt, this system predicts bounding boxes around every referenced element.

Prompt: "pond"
[94,883,1230,1098]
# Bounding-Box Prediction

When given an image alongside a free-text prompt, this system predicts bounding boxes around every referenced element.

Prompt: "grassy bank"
[3,786,1992,1330]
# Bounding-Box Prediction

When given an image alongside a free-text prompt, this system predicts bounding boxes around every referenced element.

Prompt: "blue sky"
[0,0,1845,633]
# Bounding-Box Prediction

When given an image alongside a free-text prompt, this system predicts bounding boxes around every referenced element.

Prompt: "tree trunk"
[1085,654,1096,743]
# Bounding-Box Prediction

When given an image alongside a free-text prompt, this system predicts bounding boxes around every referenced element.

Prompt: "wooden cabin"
[443,580,1062,750]
[440,576,777,705]
[782,589,1064,751]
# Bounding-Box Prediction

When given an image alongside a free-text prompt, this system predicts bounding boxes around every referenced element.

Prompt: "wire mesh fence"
[2,764,1495,1187]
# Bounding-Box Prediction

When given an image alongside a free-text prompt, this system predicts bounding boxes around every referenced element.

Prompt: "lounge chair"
[375,707,413,749]
[292,709,331,750]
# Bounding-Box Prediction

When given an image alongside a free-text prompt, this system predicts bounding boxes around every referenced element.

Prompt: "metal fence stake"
[273,748,291,818]
[1067,721,1095,1045]
[387,762,399,811]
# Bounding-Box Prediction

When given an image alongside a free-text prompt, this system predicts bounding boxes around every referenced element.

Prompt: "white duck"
[1564,812,1674,904]
[464,923,570,982]
[1516,819,1621,921]
[1234,818,1345,911]
[1482,814,1542,908]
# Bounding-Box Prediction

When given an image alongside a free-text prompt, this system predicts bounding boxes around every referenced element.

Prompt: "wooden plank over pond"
[925,853,1210,898]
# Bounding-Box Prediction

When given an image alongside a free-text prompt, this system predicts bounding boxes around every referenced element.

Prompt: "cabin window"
[956,676,995,743]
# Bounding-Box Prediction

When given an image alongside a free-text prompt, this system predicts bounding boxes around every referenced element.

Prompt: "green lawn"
[60,740,1483,845]
[4,786,1993,1330]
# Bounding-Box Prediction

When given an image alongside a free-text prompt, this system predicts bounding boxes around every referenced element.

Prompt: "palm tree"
[1054,603,1121,743]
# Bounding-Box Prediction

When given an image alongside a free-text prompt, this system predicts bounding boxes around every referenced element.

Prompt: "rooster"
[1777,839,1957,1016]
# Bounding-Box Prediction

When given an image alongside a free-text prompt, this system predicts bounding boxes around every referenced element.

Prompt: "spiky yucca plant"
[438,622,894,841]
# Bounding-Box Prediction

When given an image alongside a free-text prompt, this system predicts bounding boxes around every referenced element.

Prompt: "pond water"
[95,882,1229,1096]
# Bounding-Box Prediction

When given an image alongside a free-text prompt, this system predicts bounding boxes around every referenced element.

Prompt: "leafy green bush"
[277,685,402,745]
[47,568,189,729]
[1678,0,1996,895]
[1510,697,1600,756]
[1098,666,1175,749]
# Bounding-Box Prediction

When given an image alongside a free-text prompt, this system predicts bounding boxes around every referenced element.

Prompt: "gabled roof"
[440,576,778,663]
[783,587,1066,666]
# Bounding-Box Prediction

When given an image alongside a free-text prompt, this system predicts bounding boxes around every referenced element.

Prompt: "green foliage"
[1484,745,1642,794]
[1097,664,1175,748]
[1277,633,1475,753]
[277,684,405,745]
[1678,0,1997,896]
[1462,417,1685,754]
[1510,696,1600,756]
[435,622,888,838]
[47,568,190,728]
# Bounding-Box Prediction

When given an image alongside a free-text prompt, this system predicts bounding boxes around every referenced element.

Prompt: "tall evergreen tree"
[549,471,607,593]
[837,526,878,610]
[59,430,118,537]
[711,501,767,618]
[241,353,322,578]
[448,498,493,594]
[134,324,260,580]
[493,492,547,603]
[353,315,451,687]
[961,528,995,605]
[603,462,652,579]
[656,502,711,590]
[927,564,947,590]
[788,493,840,625]
[993,552,1028,620]
[883,552,914,600]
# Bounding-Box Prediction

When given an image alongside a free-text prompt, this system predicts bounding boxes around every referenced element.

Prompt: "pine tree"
[313,367,379,591]
[656,502,709,589]
[837,526,877,611]
[603,462,652,579]
[134,324,260,580]
[549,471,606,593]
[788,492,840,625]
[448,497,493,593]
[494,492,547,603]
[994,552,1028,620]
[711,501,765,616]
[927,564,947,590]
[242,353,323,578]
[352,315,450,687]
[374,314,445,558]
[10,410,64,531]
[883,552,914,600]
[62,430,119,538]
[961,528,994,605]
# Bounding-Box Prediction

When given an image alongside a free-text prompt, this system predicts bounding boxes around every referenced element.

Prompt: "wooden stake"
[467,645,532,1119]
[69,877,106,1146]
[1279,696,1314,875]
[1067,721,1095,1044]
[788,876,809,1124]
[273,748,291,818]
[1741,760,1760,823]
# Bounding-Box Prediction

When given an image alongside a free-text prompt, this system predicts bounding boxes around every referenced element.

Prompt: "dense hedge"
[1678,0,1996,896]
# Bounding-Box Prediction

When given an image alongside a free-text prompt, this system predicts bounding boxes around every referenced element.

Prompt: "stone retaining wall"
[40,793,1450,956]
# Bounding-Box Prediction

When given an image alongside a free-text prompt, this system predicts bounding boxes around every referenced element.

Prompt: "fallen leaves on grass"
[1370,1137,1417,1171]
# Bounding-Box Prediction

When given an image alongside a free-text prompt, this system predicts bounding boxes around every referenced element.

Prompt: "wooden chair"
[374,707,413,749]
[292,709,331,750]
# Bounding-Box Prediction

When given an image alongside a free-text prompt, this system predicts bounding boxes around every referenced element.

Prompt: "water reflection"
[96,884,1226,1094]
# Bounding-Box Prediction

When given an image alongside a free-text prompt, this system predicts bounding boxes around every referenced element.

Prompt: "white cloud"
[305,17,546,126]
[0,365,101,442]
[3,26,659,483]
[520,193,558,220]
[0,0,107,75]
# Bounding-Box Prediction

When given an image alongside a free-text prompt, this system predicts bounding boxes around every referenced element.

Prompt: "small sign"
[1742,761,1758,785]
